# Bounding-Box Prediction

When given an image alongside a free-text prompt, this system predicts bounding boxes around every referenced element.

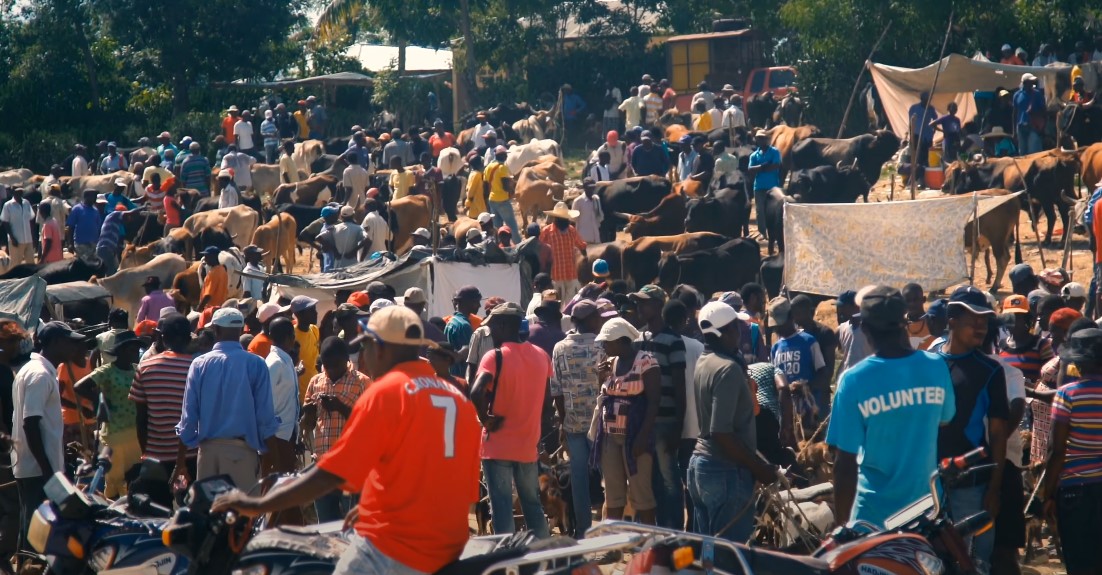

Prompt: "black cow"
[0,256,104,284]
[787,165,872,204]
[791,130,901,191]
[706,127,751,149]
[276,204,323,242]
[1059,103,1102,147]
[760,187,788,254]
[122,212,162,246]
[760,255,784,299]
[685,186,749,238]
[746,92,776,128]
[595,176,672,242]
[656,238,761,297]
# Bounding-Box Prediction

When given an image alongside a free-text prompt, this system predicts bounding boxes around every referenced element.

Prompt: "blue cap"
[948,286,993,315]
[201,246,221,256]
[107,141,117,147]
[321,206,338,218]
[1009,263,1035,286]
[924,298,948,320]
[592,259,610,278]
[678,134,693,144]
[520,318,530,337]
[836,290,858,306]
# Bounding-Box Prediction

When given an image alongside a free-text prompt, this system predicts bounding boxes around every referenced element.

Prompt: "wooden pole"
[969,191,980,286]
[836,21,892,139]
[909,11,954,201]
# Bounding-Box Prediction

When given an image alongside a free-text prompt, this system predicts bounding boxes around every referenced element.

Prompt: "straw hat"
[544,201,580,220]
[982,127,1010,139]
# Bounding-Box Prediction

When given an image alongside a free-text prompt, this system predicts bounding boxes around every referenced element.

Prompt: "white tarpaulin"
[784,195,980,296]
[869,54,1067,140]
[271,258,522,319]
[0,276,47,331]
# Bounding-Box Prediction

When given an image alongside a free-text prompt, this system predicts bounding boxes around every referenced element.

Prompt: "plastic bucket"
[924,166,944,189]
[928,148,943,167]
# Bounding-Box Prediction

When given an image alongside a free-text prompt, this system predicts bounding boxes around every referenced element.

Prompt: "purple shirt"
[527,320,565,357]
[136,290,175,324]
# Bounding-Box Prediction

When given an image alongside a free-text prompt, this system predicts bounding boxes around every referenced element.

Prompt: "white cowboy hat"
[544,201,580,220]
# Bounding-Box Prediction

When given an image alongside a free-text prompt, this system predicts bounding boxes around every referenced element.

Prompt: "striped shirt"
[639,328,687,423]
[130,351,196,460]
[1051,378,1102,486]
[998,334,1054,383]
[179,155,211,194]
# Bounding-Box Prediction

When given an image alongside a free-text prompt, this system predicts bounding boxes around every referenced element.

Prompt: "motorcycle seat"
[244,528,348,561]
[741,546,831,575]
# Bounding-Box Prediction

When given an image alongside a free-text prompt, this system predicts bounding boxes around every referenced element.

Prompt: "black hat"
[1060,328,1102,366]
[36,322,88,346]
[859,285,906,330]
[108,330,149,355]
[947,286,994,315]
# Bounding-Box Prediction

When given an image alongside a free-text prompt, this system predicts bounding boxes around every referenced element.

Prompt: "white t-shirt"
[218,184,239,209]
[221,152,255,187]
[242,262,265,298]
[72,155,90,177]
[722,107,746,129]
[1,198,34,243]
[360,211,390,255]
[991,355,1027,468]
[12,354,65,479]
[234,119,255,150]
[681,336,706,439]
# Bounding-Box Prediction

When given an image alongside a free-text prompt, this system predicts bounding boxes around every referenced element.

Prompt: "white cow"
[505,139,562,174]
[292,140,325,177]
[94,253,188,326]
[0,169,34,188]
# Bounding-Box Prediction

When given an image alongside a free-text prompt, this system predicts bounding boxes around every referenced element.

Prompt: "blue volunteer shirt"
[770,330,825,383]
[749,146,782,191]
[66,203,103,245]
[826,351,956,527]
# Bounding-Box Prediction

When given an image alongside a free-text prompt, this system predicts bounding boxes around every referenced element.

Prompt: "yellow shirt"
[485,162,511,203]
[693,112,713,131]
[390,171,414,199]
[465,170,487,216]
[279,154,300,184]
[293,111,309,139]
[294,324,320,401]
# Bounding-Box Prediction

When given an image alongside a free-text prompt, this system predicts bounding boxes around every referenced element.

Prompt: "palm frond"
[313,0,367,45]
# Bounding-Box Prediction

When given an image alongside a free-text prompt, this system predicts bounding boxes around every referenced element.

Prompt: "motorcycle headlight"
[231,565,269,575]
[89,545,117,571]
[916,551,944,575]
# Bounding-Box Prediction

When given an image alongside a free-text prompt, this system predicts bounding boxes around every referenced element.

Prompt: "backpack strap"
[487,347,503,416]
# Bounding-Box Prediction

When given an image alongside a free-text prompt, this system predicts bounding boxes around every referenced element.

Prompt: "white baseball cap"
[257,302,282,323]
[477,213,493,224]
[210,308,245,329]
[1062,282,1087,299]
[369,298,395,314]
[412,227,431,239]
[698,301,742,337]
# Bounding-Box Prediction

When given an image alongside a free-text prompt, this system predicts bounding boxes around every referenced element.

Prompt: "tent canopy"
[0,276,47,332]
[214,71,375,90]
[869,53,1068,139]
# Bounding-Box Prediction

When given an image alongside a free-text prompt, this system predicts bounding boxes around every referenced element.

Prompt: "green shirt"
[90,364,138,434]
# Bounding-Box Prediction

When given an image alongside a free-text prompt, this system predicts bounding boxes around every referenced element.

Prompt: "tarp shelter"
[269,256,524,320]
[213,72,375,90]
[783,193,1021,296]
[869,54,1068,140]
[0,276,47,331]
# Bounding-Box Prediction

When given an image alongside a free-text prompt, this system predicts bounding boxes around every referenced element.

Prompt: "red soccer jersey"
[318,360,481,572]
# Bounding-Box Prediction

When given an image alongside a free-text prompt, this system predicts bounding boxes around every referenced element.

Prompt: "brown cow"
[617,192,688,239]
[388,194,433,254]
[621,231,731,288]
[170,262,201,313]
[272,173,338,207]
[1081,142,1102,191]
[767,124,821,177]
[251,213,297,272]
[576,242,625,284]
[181,205,260,251]
[515,162,567,228]
[665,125,691,145]
[921,188,1022,291]
[450,217,480,247]
[522,155,567,183]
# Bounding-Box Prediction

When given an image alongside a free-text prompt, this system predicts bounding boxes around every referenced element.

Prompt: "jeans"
[334,532,428,575]
[264,143,278,164]
[96,248,119,277]
[322,251,335,273]
[482,459,549,538]
[653,421,684,529]
[316,489,357,523]
[564,433,593,538]
[678,438,697,533]
[753,189,768,234]
[1089,262,1102,318]
[16,475,46,552]
[1017,124,1043,156]
[687,455,756,542]
[488,200,519,237]
[948,484,994,575]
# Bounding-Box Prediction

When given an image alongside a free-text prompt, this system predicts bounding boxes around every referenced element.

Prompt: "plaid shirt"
[304,364,370,455]
[540,223,586,281]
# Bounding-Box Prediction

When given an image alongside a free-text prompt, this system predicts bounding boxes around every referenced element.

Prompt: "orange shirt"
[58,361,95,426]
[200,265,228,306]
[429,132,455,158]
[222,115,236,143]
[318,360,481,573]
[248,332,273,358]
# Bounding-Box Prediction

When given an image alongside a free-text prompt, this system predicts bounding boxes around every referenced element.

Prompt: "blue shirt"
[1013,88,1046,127]
[176,341,279,452]
[1084,187,1102,227]
[100,153,127,173]
[631,144,670,177]
[677,150,698,182]
[96,211,126,254]
[749,146,782,191]
[908,103,937,142]
[444,314,474,377]
[260,119,279,146]
[826,351,956,527]
[770,330,826,383]
[66,203,103,245]
[105,192,137,211]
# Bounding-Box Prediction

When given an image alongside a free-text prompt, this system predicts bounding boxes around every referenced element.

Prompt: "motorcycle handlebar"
[939,447,986,472]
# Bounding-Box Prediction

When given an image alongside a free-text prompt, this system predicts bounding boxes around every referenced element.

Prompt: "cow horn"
[852,157,859,168]
[836,160,843,170]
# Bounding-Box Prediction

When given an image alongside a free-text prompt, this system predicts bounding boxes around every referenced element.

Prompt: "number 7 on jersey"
[431,395,457,458]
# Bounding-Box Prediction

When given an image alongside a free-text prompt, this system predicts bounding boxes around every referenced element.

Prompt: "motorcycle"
[27,449,182,575]
[583,446,996,575]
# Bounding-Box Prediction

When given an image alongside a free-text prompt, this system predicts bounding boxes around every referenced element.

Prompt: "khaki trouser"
[6,242,33,267]
[198,438,259,492]
[104,428,142,498]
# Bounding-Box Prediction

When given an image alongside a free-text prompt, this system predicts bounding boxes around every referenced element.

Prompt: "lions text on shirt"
[770,331,825,383]
[826,351,956,527]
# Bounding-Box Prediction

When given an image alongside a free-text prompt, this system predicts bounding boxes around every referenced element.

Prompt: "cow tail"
[1014,216,1023,265]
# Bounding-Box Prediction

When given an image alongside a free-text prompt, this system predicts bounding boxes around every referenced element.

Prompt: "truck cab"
[743,66,798,103]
